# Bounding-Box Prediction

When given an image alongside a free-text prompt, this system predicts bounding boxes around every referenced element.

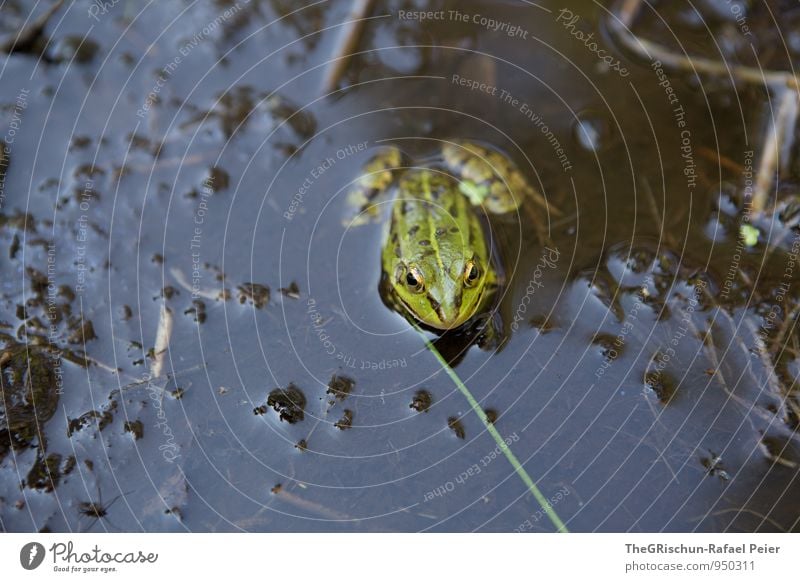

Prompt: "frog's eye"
[404,267,425,293]
[464,260,480,287]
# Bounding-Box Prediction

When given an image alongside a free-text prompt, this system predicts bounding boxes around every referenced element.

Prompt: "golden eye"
[404,266,425,293]
[464,260,480,287]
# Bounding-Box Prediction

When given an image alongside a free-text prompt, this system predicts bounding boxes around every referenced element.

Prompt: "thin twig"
[170,267,227,302]
[770,301,800,355]
[112,363,205,395]
[271,486,354,521]
[78,354,120,374]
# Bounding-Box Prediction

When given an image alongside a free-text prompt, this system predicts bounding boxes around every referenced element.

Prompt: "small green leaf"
[740,224,759,247]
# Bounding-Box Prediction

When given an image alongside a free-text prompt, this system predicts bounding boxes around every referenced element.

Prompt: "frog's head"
[390,255,487,330]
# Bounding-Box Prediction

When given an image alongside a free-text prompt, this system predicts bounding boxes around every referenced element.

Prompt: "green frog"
[347,140,549,346]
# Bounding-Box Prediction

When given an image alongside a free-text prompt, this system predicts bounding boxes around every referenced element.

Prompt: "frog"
[346,139,550,346]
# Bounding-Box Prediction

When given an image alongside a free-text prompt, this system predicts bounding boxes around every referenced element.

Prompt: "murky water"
[1,0,799,532]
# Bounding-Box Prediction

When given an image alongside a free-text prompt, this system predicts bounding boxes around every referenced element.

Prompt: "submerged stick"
[414,324,569,533]
[752,89,800,212]
[610,0,798,90]
[150,303,173,380]
[320,0,377,95]
[0,0,64,55]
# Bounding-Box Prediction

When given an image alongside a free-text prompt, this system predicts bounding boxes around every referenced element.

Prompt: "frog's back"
[389,169,486,265]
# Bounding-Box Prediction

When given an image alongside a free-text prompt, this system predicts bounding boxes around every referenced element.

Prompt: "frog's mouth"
[397,290,483,331]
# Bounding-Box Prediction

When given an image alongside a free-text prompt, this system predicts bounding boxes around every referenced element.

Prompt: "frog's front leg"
[345,146,404,226]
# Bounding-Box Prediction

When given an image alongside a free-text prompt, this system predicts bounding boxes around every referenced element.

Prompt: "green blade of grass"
[414,326,569,533]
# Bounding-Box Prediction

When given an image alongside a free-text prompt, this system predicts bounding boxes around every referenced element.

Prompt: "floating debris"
[327,374,355,401]
[205,167,229,193]
[49,35,99,64]
[334,409,354,430]
[701,452,730,481]
[184,300,207,324]
[25,452,62,491]
[448,416,466,439]
[182,86,316,141]
[123,420,144,440]
[0,0,64,58]
[160,286,179,300]
[266,384,306,424]
[644,370,678,404]
[67,402,116,437]
[410,389,433,413]
[279,281,301,299]
[237,283,270,309]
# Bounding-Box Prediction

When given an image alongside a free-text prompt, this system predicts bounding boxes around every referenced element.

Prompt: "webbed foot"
[475,309,507,352]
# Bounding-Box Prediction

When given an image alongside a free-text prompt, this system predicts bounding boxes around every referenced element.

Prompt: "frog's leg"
[345,146,404,226]
[441,139,555,243]
[441,140,553,214]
